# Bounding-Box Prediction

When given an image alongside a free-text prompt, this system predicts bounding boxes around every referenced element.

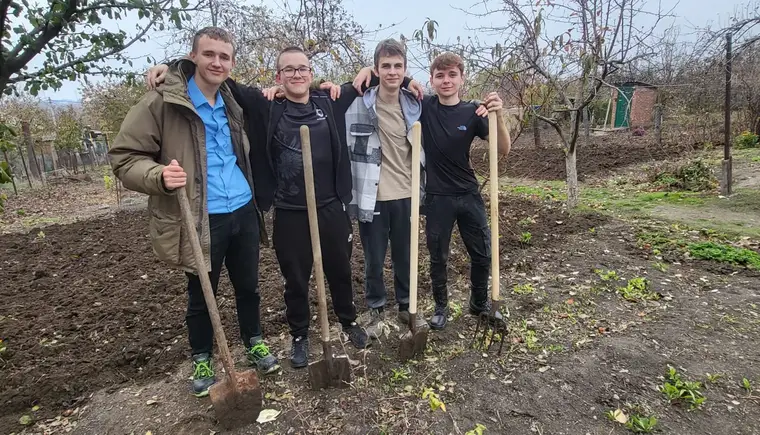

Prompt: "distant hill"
[40,99,82,110]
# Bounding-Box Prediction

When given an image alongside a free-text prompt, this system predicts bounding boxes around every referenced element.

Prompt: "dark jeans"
[358,198,411,309]
[186,201,261,356]
[272,200,357,337]
[425,193,491,311]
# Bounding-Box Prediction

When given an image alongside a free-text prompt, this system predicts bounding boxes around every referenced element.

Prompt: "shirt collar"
[187,75,224,110]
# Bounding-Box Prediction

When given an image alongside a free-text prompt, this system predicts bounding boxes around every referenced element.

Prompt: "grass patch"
[688,242,760,269]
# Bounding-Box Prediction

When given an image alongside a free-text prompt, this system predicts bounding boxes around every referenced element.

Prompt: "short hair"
[430,52,465,75]
[191,26,236,56]
[276,46,308,70]
[374,39,407,69]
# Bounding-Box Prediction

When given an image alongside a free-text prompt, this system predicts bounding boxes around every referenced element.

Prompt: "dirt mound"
[471,130,691,181]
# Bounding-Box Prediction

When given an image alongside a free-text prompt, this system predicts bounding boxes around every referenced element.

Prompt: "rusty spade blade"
[309,340,352,390]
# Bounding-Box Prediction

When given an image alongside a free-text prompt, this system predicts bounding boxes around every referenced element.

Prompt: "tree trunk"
[22,121,41,181]
[654,105,663,146]
[566,148,579,209]
[2,149,17,195]
[533,116,541,149]
[17,143,32,188]
[583,107,590,141]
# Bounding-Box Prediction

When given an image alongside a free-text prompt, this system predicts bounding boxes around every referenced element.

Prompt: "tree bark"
[533,115,541,149]
[22,121,41,181]
[17,142,32,188]
[2,149,18,194]
[566,148,579,209]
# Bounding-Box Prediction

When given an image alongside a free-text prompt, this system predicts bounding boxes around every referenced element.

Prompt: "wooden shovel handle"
[177,186,238,390]
[409,121,422,318]
[299,126,331,343]
[488,112,500,302]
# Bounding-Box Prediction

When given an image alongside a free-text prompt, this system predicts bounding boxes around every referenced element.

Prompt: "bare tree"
[461,0,669,208]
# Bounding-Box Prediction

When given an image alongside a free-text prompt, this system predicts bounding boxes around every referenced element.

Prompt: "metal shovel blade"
[208,369,263,430]
[308,343,352,390]
[399,314,430,362]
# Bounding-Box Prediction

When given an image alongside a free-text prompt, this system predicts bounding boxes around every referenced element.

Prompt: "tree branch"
[8,17,158,84]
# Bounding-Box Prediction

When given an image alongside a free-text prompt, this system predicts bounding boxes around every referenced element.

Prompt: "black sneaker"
[290,336,309,369]
[469,304,504,322]
[343,322,370,349]
[191,353,215,397]
[246,337,281,375]
[429,305,448,330]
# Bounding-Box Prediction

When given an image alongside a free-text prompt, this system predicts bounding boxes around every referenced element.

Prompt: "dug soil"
[2,187,759,434]
[471,129,695,181]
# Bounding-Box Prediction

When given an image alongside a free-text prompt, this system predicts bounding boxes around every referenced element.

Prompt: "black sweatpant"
[272,200,357,337]
[425,193,491,311]
[186,201,261,356]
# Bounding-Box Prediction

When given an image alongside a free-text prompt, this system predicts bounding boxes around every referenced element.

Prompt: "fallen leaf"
[146,400,158,405]
[19,415,33,425]
[538,366,550,372]
[32,405,40,412]
[598,327,608,334]
[256,409,281,424]
[566,298,574,305]
[610,408,628,424]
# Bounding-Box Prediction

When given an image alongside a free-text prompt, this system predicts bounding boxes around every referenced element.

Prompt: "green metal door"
[614,86,634,128]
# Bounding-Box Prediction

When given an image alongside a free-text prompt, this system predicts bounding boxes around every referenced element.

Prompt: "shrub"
[734,130,759,149]
[650,159,717,192]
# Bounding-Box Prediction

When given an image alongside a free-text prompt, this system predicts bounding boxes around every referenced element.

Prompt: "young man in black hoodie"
[263,46,369,368]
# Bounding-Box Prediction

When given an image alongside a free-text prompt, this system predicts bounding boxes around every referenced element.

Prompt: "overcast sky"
[38,0,752,101]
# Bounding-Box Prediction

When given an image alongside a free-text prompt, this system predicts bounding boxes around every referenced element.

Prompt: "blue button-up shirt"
[187,76,252,214]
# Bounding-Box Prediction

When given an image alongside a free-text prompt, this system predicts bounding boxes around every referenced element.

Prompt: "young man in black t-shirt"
[421,52,512,330]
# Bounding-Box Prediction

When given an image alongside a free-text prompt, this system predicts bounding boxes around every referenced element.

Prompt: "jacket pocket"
[149,214,182,266]
[349,123,375,155]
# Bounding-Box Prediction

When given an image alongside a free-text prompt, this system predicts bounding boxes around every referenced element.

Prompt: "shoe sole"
[291,360,308,369]
[261,363,282,375]
[193,389,210,398]
[428,321,446,330]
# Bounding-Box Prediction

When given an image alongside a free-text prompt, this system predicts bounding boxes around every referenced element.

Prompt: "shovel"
[472,111,509,355]
[399,121,429,361]
[176,186,263,429]
[299,125,353,390]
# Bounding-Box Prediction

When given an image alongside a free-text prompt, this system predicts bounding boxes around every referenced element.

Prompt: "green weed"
[595,269,620,282]
[512,283,536,295]
[617,278,661,302]
[626,414,658,433]
[660,365,705,410]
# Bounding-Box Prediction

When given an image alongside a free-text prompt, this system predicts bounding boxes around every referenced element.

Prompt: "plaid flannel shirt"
[344,86,424,223]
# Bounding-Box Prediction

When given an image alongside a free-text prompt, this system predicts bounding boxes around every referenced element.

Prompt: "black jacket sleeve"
[331,72,413,115]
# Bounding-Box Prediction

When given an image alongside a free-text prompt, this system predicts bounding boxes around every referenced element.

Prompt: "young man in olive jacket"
[109,27,279,398]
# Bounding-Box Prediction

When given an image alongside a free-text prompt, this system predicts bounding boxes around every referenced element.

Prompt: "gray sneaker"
[398,310,427,328]
[365,308,386,339]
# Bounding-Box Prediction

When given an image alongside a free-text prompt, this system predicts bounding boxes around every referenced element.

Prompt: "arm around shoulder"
[108,92,172,196]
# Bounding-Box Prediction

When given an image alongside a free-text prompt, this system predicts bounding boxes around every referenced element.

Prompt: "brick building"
[609,81,659,128]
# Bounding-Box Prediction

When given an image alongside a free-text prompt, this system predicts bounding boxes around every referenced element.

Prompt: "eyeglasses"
[279,66,312,78]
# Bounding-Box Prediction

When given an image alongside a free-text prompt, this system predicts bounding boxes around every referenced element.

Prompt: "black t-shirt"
[421,96,489,195]
[273,100,337,209]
